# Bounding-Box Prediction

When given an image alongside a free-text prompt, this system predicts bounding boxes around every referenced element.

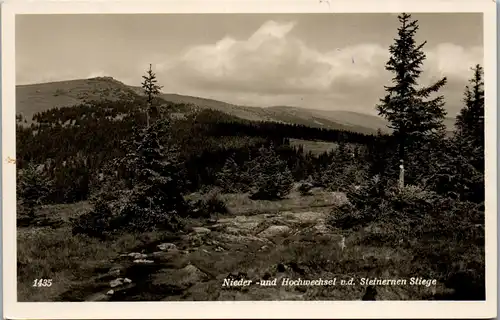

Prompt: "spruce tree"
[454,64,484,170]
[249,144,294,200]
[141,64,163,128]
[77,118,188,235]
[377,13,447,171]
[118,118,187,231]
[17,162,52,217]
[215,156,245,193]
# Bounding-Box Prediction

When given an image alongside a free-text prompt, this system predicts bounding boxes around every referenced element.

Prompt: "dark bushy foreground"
[72,119,188,237]
[70,118,234,238]
[328,178,485,300]
[323,18,486,300]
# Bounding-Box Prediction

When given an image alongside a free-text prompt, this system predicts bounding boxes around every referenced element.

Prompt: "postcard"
[2,0,497,318]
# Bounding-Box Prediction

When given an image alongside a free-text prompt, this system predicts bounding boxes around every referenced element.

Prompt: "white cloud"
[16,19,483,114]
[158,20,482,107]
[424,43,483,80]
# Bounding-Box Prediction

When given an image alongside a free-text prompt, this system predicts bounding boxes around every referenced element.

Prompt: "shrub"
[70,198,115,239]
[328,179,483,239]
[411,199,485,300]
[189,189,229,219]
[327,203,364,230]
[328,164,368,192]
[420,140,484,203]
[215,156,252,193]
[248,145,294,200]
[327,175,387,229]
[312,153,368,193]
[72,119,188,237]
[17,162,53,217]
[328,177,485,300]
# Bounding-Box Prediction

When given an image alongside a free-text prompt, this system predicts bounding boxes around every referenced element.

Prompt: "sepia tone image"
[16,13,485,302]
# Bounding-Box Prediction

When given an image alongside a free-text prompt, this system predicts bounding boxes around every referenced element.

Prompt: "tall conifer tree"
[377,13,447,166]
[455,64,484,167]
[141,64,163,128]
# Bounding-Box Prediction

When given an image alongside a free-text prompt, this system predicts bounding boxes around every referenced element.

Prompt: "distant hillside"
[16,77,457,135]
[16,77,138,121]
[155,95,381,135]
[267,106,390,134]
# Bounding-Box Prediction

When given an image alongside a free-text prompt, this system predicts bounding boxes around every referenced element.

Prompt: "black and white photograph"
[2,0,497,319]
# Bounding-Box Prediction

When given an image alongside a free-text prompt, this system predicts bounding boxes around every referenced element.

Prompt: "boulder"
[109,278,124,288]
[313,223,331,235]
[157,243,178,252]
[192,227,211,235]
[151,264,209,290]
[96,267,123,282]
[151,250,179,263]
[128,252,147,259]
[179,264,209,286]
[258,225,291,238]
[133,259,154,264]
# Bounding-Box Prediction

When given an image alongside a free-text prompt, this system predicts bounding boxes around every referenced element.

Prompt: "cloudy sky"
[16,13,483,116]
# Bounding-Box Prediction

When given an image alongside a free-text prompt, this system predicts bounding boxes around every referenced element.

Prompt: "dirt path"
[75,208,346,301]
[52,190,451,302]
[18,188,466,302]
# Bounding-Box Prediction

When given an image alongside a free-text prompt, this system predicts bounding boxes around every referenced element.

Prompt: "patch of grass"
[17,226,175,301]
[17,202,92,228]
[289,138,337,155]
[327,183,485,300]
[38,201,92,222]
[180,231,450,301]
[220,189,347,216]
[187,189,229,219]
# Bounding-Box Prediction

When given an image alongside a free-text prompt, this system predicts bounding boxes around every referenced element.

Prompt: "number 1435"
[33,279,52,287]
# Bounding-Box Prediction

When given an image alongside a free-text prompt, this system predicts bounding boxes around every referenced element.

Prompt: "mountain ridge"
[16,77,457,135]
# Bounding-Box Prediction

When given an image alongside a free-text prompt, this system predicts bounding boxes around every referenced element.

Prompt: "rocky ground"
[18,188,454,302]
[64,208,344,301]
